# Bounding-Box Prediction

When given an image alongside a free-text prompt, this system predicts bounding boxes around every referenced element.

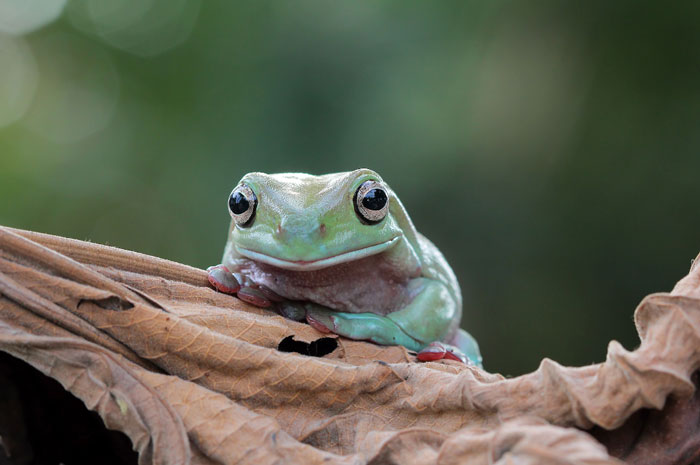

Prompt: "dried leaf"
[1,226,699,464]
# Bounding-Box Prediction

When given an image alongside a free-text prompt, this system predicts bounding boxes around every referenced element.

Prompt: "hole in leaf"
[78,296,134,311]
[277,336,338,357]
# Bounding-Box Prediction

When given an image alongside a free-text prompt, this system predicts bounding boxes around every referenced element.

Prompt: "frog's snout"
[276,216,326,243]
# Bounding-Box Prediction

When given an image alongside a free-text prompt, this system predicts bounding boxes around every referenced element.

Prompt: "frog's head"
[224,168,405,271]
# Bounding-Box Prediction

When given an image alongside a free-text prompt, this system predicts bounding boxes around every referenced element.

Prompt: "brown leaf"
[1,225,699,464]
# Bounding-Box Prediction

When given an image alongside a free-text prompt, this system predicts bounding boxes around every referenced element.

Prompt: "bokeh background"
[1,0,699,376]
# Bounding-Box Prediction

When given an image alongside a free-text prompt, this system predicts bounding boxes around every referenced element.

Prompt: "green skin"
[214,169,482,366]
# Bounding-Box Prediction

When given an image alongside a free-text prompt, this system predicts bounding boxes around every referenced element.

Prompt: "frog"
[207,169,482,366]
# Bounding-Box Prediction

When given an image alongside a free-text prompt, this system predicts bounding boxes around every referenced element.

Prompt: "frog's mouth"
[237,236,400,271]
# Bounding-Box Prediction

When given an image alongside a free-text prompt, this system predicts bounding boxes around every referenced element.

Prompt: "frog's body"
[209,169,482,366]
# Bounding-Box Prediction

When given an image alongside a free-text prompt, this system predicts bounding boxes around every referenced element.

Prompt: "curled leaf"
[1,226,699,464]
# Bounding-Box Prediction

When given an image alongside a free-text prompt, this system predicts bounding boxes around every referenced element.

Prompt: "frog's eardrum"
[0,225,698,465]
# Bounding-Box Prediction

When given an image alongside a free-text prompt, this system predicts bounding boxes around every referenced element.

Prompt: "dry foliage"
[0,226,699,465]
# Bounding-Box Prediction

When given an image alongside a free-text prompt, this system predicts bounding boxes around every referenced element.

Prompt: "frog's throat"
[236,236,400,271]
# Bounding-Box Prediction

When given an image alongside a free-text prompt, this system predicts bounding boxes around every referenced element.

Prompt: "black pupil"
[362,189,387,211]
[230,192,249,215]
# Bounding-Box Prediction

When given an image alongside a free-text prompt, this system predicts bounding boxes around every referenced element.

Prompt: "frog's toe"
[277,302,307,321]
[207,265,241,294]
[258,285,284,303]
[237,286,272,308]
[305,312,333,333]
[417,342,469,365]
[416,342,446,361]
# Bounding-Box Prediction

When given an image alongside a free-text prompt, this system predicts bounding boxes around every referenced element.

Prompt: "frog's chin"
[236,236,400,271]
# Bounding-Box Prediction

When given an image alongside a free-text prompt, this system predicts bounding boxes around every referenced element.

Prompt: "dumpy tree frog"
[208,169,482,366]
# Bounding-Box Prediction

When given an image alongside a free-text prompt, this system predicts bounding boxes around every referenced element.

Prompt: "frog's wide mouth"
[236,236,400,271]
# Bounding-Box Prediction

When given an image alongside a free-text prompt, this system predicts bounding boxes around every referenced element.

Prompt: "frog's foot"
[207,265,241,294]
[305,313,333,333]
[276,301,307,322]
[450,328,483,367]
[416,329,483,366]
[207,265,281,309]
[236,287,273,308]
[417,342,469,364]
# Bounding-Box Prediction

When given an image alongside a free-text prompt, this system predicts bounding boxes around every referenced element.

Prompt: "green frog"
[208,169,482,366]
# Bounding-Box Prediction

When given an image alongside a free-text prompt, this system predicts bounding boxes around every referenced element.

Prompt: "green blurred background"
[1,1,699,376]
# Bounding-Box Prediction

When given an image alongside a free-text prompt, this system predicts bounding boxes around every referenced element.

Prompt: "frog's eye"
[354,180,389,224]
[228,184,257,227]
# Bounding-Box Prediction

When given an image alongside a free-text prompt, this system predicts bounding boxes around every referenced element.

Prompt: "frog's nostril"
[276,224,284,236]
[319,223,327,236]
